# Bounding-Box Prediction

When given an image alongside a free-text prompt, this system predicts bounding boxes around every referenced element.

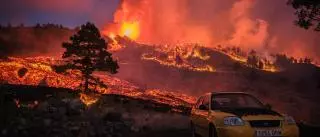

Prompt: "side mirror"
[265,103,272,110]
[199,104,208,110]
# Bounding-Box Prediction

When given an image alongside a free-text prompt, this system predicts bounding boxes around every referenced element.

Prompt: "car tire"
[209,124,218,137]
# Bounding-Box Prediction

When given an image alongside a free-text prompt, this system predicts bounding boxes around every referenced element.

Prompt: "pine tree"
[53,22,119,92]
[247,50,259,68]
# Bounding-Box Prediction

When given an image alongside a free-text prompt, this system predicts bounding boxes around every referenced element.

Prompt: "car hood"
[217,107,282,117]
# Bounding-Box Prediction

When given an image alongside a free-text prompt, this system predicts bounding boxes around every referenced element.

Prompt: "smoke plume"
[1,0,319,61]
[109,0,320,61]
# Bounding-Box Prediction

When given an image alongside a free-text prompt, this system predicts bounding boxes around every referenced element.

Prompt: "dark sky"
[0,0,120,28]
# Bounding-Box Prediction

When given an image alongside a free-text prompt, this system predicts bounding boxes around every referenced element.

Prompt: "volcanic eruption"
[102,0,320,65]
[1,0,320,127]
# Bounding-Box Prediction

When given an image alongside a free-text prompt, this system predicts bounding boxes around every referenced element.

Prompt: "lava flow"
[100,0,319,73]
[0,57,196,107]
[141,44,215,72]
[212,46,279,72]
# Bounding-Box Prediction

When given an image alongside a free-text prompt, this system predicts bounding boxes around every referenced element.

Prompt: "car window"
[211,93,264,109]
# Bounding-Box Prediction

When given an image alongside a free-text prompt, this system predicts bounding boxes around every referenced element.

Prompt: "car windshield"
[211,93,265,110]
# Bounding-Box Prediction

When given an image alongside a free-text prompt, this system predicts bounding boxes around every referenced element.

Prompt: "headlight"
[224,117,245,126]
[284,115,296,125]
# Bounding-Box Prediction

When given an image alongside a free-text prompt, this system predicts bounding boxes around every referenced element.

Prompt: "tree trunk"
[84,77,89,92]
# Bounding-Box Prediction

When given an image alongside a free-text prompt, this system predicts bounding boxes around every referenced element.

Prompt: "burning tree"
[247,50,259,68]
[53,22,119,92]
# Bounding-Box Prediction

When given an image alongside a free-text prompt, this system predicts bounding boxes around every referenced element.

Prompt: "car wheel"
[209,124,218,137]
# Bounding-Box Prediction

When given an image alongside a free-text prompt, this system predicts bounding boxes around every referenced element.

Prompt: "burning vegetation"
[0,21,318,112]
[141,44,215,72]
[94,0,319,74]
[98,0,320,65]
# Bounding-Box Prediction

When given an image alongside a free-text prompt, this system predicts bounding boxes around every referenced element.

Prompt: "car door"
[191,96,204,133]
[197,95,210,137]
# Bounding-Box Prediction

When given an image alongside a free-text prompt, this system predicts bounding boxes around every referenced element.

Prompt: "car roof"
[197,92,254,99]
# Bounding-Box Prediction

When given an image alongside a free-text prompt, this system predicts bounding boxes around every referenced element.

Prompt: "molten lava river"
[0,57,196,107]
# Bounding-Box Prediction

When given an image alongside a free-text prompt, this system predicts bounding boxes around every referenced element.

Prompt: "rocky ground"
[0,84,191,137]
[0,84,319,137]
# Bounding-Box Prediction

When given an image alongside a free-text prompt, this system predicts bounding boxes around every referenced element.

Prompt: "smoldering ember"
[0,0,320,137]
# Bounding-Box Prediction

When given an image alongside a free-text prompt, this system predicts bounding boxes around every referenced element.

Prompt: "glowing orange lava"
[141,44,216,72]
[119,21,140,40]
[79,93,99,106]
[0,57,196,107]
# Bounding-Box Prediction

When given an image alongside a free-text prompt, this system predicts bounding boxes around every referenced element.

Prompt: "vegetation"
[245,49,313,70]
[53,22,119,92]
[247,50,260,69]
[288,0,320,31]
[0,23,74,57]
[273,54,312,68]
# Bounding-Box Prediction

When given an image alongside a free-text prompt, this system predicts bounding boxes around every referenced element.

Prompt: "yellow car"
[190,92,299,137]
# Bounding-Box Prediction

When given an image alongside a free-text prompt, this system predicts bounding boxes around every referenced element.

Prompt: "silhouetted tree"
[175,55,183,64]
[299,58,304,63]
[289,57,295,63]
[288,0,320,31]
[53,22,119,92]
[289,57,298,64]
[232,47,237,53]
[274,54,292,68]
[263,58,272,67]
[303,57,312,64]
[235,47,241,55]
[247,50,259,68]
[34,23,41,29]
[258,60,264,69]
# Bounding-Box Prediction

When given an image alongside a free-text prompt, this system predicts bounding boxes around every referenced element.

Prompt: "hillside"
[0,84,191,137]
[112,41,320,124]
[0,25,74,57]
[0,26,320,124]
[1,84,319,137]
